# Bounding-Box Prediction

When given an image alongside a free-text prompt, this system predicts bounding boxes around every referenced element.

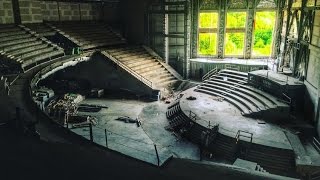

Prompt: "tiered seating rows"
[0,25,64,72]
[195,69,288,117]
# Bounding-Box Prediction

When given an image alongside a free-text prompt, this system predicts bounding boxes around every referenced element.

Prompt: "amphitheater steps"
[8,44,49,57]
[233,158,269,174]
[196,69,289,117]
[195,88,251,115]
[102,46,180,90]
[203,80,276,108]
[200,83,266,110]
[0,25,65,73]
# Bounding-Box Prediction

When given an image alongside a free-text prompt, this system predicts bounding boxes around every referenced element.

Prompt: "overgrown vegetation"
[253,11,276,56]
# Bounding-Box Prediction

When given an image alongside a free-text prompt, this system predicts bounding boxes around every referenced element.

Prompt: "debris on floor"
[186,96,197,100]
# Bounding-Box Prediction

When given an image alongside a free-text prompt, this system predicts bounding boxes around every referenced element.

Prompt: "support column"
[245,1,255,59]
[11,0,21,24]
[217,0,226,58]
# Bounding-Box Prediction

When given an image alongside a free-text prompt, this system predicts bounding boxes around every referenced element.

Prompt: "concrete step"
[201,83,266,110]
[1,40,40,53]
[22,50,64,70]
[208,78,285,107]
[204,80,276,108]
[156,79,178,88]
[195,88,251,115]
[131,62,160,72]
[0,34,32,43]
[154,75,176,85]
[140,67,167,77]
[114,51,148,59]
[124,58,157,67]
[198,85,258,113]
[0,27,20,34]
[0,30,26,38]
[9,44,49,57]
[219,72,248,81]
[0,37,37,48]
[17,47,54,60]
[119,55,153,63]
[211,75,247,84]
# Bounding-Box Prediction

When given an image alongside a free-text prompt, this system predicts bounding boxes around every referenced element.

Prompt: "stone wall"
[41,1,59,21]
[0,0,14,24]
[42,1,101,22]
[307,5,320,136]
[307,7,320,135]
[19,0,42,23]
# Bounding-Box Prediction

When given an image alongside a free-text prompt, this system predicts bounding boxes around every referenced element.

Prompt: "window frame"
[197,10,219,57]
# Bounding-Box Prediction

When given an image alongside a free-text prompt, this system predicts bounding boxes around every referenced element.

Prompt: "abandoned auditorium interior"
[1,0,320,179]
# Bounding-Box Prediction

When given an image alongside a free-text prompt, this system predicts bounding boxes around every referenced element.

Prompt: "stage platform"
[179,87,292,150]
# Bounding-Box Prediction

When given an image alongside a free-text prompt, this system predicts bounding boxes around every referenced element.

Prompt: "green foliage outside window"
[198,12,218,55]
[199,33,217,55]
[199,13,218,28]
[225,33,245,55]
[226,12,246,28]
[253,11,276,56]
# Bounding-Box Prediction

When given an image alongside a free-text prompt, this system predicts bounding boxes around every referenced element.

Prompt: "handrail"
[202,67,218,82]
[282,93,292,104]
[235,130,253,144]
[188,110,197,121]
[313,137,320,153]
[101,51,153,88]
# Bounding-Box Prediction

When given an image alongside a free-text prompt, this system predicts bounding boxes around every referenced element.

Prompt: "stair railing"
[235,130,253,158]
[313,137,320,154]
[282,93,292,104]
[235,130,253,144]
[188,110,197,121]
[202,67,218,82]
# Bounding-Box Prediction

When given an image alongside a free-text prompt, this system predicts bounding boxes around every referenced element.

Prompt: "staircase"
[101,46,181,90]
[195,69,289,118]
[0,24,64,72]
[233,158,269,174]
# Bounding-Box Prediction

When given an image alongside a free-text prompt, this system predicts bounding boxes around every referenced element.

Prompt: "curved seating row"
[0,24,64,72]
[195,69,289,117]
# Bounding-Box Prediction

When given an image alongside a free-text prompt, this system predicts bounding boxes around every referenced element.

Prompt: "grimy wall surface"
[0,0,14,24]
[0,0,114,24]
[307,6,320,136]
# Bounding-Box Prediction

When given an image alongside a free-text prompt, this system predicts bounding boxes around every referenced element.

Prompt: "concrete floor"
[70,98,199,166]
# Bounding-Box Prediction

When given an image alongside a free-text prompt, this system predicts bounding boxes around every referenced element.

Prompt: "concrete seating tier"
[48,21,126,50]
[166,101,191,130]
[0,25,65,72]
[24,23,56,37]
[195,69,289,117]
[102,46,179,89]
